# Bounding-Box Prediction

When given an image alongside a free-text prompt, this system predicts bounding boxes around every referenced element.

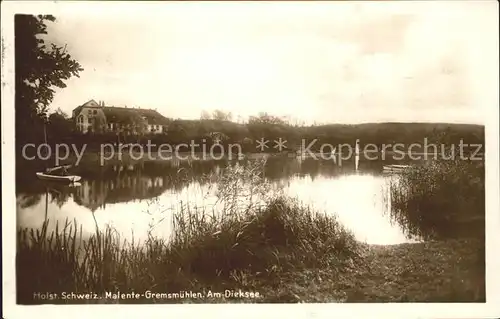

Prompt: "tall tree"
[200,110,211,120]
[248,112,286,125]
[54,107,69,119]
[15,14,83,146]
[48,111,73,138]
[212,109,232,121]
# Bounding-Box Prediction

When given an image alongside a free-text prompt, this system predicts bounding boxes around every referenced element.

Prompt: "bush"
[389,152,484,240]
[17,160,362,304]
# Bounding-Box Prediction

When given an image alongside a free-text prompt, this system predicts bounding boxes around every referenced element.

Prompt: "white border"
[2,1,499,319]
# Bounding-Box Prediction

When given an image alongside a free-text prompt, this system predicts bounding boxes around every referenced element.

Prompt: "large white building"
[72,99,170,134]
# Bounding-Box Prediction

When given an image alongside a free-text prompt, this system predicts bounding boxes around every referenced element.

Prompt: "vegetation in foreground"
[17,216,484,304]
[389,151,485,241]
[17,195,365,304]
[17,160,360,303]
[16,156,486,304]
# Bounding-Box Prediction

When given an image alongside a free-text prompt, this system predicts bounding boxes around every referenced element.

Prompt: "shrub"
[389,151,484,240]
[17,160,361,304]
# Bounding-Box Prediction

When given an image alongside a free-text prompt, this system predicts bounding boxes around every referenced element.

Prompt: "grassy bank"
[16,203,485,304]
[16,157,485,304]
[256,238,484,303]
[17,196,364,304]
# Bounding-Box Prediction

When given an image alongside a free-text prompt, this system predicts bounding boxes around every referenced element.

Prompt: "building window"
[93,110,98,115]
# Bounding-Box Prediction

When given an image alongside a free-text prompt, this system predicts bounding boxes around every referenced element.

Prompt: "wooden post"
[355,139,360,172]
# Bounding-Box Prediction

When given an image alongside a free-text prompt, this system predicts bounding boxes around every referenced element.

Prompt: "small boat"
[36,125,82,183]
[36,165,82,183]
[383,164,412,173]
[36,172,82,183]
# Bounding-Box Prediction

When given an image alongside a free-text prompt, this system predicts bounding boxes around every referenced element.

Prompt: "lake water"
[16,155,422,245]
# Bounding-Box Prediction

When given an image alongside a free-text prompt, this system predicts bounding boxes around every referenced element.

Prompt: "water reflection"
[17,156,423,245]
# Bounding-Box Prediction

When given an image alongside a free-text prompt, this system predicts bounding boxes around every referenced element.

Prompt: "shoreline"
[16,237,484,304]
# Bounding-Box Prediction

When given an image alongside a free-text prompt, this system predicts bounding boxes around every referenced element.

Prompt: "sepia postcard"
[2,1,499,318]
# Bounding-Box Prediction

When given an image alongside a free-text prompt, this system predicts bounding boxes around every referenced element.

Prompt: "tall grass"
[389,150,485,240]
[17,159,362,304]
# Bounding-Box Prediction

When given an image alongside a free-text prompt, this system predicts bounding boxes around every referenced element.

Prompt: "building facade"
[72,99,170,134]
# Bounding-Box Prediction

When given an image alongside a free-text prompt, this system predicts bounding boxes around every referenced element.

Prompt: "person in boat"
[46,166,70,176]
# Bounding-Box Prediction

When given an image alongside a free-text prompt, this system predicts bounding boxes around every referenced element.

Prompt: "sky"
[43,1,498,125]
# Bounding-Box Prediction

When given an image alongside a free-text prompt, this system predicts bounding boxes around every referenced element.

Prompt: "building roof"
[102,107,170,125]
[136,109,171,125]
[72,100,170,125]
[72,100,104,120]
[101,107,145,125]
[81,100,101,108]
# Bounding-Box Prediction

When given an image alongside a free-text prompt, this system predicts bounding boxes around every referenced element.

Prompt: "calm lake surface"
[16,155,423,245]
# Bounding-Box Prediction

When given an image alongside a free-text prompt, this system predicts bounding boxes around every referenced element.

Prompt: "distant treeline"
[17,115,484,154]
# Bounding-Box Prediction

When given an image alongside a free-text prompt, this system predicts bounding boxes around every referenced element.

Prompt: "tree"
[200,110,211,120]
[167,120,188,143]
[212,109,232,121]
[91,113,108,134]
[15,14,83,146]
[46,107,73,141]
[54,107,69,119]
[48,112,73,136]
[248,112,286,125]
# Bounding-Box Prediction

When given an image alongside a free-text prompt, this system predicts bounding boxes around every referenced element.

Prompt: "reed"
[17,160,361,304]
[388,150,485,240]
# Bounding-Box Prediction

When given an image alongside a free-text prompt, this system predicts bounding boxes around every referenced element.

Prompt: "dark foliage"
[15,14,83,148]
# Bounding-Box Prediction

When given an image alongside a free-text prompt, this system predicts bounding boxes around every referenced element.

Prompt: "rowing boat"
[36,165,82,183]
[37,122,82,183]
[36,172,82,183]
